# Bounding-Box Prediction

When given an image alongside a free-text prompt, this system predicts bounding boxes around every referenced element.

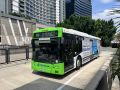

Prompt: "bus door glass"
[62,33,74,70]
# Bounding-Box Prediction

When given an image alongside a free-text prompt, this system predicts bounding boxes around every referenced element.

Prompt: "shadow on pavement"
[15,78,82,90]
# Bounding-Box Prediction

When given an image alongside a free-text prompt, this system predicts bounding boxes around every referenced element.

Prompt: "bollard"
[26,46,29,60]
[5,48,10,64]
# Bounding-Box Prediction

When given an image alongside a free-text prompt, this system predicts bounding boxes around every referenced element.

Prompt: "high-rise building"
[0,0,65,26]
[56,0,66,23]
[0,0,10,14]
[66,0,92,19]
[17,0,66,25]
[59,0,66,22]
[13,0,57,25]
[12,0,19,13]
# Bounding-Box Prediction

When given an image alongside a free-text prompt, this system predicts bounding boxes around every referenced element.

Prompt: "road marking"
[56,69,84,90]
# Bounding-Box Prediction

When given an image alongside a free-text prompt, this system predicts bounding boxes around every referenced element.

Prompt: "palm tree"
[109,0,120,41]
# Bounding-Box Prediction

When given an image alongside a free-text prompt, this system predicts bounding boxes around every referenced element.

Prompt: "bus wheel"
[76,58,81,70]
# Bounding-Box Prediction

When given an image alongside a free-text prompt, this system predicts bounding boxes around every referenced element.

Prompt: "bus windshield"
[32,39,59,63]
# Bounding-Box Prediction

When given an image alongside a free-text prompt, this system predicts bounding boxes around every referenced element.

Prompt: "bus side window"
[77,36,82,54]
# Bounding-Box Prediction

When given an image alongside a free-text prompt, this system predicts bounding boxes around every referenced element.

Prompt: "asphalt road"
[0,47,116,90]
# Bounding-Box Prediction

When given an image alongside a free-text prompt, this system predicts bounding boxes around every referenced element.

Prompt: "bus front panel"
[32,28,64,75]
[32,61,64,75]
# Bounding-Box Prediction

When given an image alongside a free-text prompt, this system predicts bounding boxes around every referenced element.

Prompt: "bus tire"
[76,57,82,70]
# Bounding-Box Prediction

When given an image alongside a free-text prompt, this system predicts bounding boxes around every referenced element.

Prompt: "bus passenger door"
[62,33,74,72]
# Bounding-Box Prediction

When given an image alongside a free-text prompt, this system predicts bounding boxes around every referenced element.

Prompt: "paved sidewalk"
[0,61,39,90]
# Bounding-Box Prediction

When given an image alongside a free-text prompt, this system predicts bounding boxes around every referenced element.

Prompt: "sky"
[92,0,118,20]
[92,0,120,32]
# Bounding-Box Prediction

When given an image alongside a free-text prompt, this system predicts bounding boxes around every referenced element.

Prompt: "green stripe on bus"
[32,61,64,75]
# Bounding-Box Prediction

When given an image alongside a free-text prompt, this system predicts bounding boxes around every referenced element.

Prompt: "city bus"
[31,27,101,75]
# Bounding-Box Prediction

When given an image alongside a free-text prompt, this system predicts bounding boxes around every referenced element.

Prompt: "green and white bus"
[31,27,101,75]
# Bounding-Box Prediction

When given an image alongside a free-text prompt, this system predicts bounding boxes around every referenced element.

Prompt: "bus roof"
[63,28,101,40]
[33,27,101,40]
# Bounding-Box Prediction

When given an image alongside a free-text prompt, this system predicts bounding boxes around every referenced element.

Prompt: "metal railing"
[0,45,31,64]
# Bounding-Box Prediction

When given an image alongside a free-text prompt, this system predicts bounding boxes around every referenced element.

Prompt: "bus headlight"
[56,60,58,63]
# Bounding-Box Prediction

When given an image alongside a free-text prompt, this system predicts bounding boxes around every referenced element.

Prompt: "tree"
[56,15,116,46]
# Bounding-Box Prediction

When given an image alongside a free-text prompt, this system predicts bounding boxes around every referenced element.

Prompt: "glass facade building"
[18,0,66,25]
[19,0,66,25]
[66,0,92,19]
[18,0,57,25]
[2,0,65,26]
[0,0,12,14]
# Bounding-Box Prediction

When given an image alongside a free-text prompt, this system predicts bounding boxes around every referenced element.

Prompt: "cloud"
[100,0,113,4]
[92,9,120,20]
[92,8,120,32]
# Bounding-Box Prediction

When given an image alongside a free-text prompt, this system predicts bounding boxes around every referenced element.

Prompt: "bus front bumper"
[32,61,64,75]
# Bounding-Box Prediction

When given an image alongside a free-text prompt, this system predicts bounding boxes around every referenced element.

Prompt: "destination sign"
[34,31,58,38]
